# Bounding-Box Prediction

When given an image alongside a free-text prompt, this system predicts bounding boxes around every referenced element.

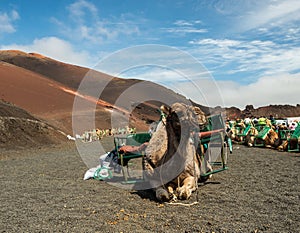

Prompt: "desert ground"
[0,138,299,233]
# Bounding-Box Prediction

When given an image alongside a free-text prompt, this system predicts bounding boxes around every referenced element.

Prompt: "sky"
[0,0,300,109]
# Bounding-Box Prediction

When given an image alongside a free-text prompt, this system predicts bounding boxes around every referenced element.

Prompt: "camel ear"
[191,106,207,125]
[160,105,171,116]
[192,106,203,115]
[191,106,206,118]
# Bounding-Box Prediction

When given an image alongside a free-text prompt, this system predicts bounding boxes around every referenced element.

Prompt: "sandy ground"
[0,139,299,233]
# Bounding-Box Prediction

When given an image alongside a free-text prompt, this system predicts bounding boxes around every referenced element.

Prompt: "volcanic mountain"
[0,50,189,135]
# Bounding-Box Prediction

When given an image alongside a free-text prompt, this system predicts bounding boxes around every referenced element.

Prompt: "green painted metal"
[278,129,293,140]
[114,132,151,183]
[288,124,300,152]
[121,179,144,185]
[227,137,233,153]
[199,114,229,179]
[202,114,226,132]
[237,124,252,137]
[256,126,271,139]
[200,167,229,177]
[253,126,271,147]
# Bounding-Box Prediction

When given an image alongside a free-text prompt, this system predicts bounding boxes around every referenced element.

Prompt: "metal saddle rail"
[278,129,293,141]
[198,129,229,178]
[114,132,151,183]
[237,124,252,137]
[254,126,271,147]
[288,124,300,152]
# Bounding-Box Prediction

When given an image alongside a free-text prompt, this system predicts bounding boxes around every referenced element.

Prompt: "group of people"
[80,126,137,142]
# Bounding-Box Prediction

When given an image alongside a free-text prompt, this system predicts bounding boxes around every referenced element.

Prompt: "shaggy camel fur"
[144,102,207,202]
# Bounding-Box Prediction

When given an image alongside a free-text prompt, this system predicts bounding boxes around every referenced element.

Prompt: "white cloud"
[190,38,241,47]
[91,43,298,109]
[188,38,300,77]
[120,66,193,84]
[51,0,140,45]
[174,20,203,26]
[91,44,212,84]
[0,10,19,34]
[165,27,207,34]
[164,19,207,35]
[174,20,193,26]
[179,73,300,109]
[225,73,300,108]
[244,47,300,75]
[119,65,300,108]
[236,0,300,32]
[0,37,92,67]
[10,10,19,20]
[67,0,98,19]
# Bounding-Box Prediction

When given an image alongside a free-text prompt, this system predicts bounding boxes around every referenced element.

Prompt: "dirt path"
[0,142,299,232]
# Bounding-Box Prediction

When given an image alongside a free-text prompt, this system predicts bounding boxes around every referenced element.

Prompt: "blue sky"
[1,0,300,109]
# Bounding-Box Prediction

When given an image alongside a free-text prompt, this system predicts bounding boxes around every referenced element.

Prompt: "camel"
[143,102,208,202]
[252,124,282,149]
[229,119,283,149]
[244,126,259,147]
[276,124,297,151]
[227,121,257,146]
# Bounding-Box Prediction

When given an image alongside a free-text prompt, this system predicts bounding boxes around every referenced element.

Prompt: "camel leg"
[278,141,288,151]
[155,186,171,202]
[177,176,196,200]
[247,136,255,147]
[167,184,178,201]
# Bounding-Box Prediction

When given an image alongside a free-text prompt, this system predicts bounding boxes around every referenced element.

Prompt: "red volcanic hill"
[0,50,181,105]
[0,50,188,138]
[0,61,73,115]
[0,50,90,90]
[0,50,120,134]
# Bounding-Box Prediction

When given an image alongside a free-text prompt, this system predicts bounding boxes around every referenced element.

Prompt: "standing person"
[258,116,267,126]
[289,121,297,131]
[269,115,276,126]
[244,117,252,125]
[252,116,259,126]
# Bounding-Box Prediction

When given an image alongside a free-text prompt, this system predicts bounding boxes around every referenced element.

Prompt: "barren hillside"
[0,50,190,134]
[0,100,67,149]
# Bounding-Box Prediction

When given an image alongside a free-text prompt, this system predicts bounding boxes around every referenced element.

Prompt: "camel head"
[161,103,206,135]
